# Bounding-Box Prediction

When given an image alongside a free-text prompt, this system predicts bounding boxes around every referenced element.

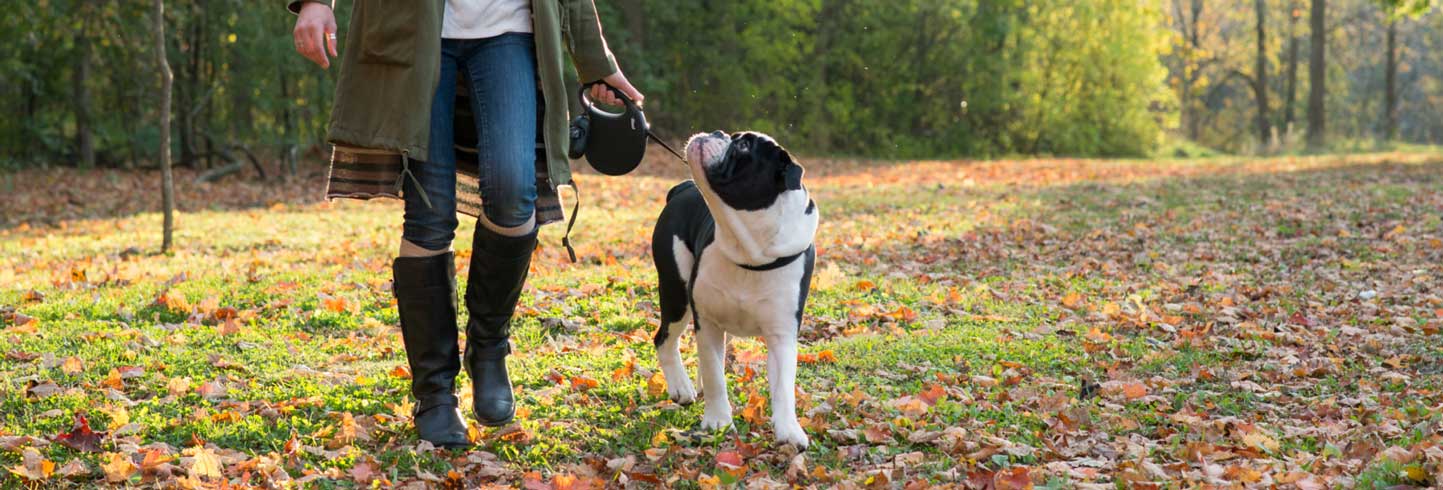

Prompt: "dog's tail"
[666,180,697,203]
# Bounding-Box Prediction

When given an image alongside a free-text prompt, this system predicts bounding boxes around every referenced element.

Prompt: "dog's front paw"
[774,422,810,448]
[699,408,733,431]
[667,379,697,405]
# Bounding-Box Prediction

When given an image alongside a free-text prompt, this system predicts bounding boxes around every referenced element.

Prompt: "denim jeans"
[403,34,539,251]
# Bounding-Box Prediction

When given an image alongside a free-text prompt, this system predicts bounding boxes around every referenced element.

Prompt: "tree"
[1283,0,1302,131]
[1252,0,1271,146]
[1375,0,1433,142]
[154,0,175,252]
[1306,0,1326,149]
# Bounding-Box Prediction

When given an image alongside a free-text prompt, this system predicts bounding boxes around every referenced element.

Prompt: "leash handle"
[578,82,639,120]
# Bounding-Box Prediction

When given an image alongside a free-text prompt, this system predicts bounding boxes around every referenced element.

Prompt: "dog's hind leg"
[697,325,733,430]
[655,312,696,404]
[765,333,809,447]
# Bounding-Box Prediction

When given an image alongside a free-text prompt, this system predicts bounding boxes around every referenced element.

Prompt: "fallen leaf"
[101,452,137,483]
[55,414,106,453]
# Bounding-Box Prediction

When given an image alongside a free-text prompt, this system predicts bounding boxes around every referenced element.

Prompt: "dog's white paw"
[699,409,733,431]
[668,379,697,405]
[774,422,810,448]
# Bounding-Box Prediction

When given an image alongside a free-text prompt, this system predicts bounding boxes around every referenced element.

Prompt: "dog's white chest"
[691,251,803,338]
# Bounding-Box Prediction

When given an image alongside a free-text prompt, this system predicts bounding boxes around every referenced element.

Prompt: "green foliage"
[608,0,1173,158]
[2,0,1175,166]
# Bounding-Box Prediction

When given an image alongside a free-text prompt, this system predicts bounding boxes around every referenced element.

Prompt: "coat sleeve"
[561,0,620,83]
[287,0,332,14]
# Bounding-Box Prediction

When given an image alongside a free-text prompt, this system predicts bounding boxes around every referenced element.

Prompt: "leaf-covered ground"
[2,152,1442,489]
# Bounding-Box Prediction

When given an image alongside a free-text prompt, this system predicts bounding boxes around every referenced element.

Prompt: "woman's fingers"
[590,84,623,107]
[602,71,644,107]
[293,3,335,69]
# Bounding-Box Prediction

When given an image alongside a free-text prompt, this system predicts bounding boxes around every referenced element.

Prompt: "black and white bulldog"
[650,130,819,447]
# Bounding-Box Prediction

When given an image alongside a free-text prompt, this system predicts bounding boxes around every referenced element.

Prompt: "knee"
[403,209,459,251]
[482,195,536,230]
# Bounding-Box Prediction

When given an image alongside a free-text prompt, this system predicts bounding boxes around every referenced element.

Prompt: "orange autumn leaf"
[570,375,599,392]
[817,350,838,363]
[101,369,125,390]
[855,280,876,292]
[919,383,946,406]
[611,358,635,381]
[390,365,412,379]
[322,296,350,313]
[1061,292,1085,310]
[646,372,667,398]
[1122,382,1149,400]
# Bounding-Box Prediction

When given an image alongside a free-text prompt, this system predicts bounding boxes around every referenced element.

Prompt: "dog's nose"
[710,130,726,139]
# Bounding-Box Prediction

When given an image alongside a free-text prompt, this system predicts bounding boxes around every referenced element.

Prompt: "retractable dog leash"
[561,83,687,262]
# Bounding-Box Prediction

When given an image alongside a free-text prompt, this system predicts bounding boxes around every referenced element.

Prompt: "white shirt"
[443,0,533,40]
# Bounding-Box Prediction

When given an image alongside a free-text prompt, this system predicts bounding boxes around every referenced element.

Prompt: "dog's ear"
[783,161,804,191]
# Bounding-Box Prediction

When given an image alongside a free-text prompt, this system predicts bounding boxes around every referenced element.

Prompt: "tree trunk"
[154,0,176,253]
[1254,0,1271,147]
[1284,0,1300,130]
[618,0,644,52]
[74,21,95,168]
[1384,18,1397,142]
[1306,0,1326,149]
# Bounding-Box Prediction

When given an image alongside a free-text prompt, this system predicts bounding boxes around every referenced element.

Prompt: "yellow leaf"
[646,372,667,398]
[1241,431,1279,453]
[697,474,722,490]
[61,356,84,375]
[101,452,137,483]
[184,447,223,479]
[650,431,669,447]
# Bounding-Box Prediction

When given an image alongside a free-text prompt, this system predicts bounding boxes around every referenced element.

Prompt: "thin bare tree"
[154,0,176,252]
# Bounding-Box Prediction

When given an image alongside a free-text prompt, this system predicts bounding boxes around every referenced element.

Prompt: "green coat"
[288,0,618,224]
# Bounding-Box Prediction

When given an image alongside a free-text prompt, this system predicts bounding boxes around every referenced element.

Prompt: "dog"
[650,130,819,447]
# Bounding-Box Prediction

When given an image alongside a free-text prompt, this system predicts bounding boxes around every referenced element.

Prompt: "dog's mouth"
[684,131,731,170]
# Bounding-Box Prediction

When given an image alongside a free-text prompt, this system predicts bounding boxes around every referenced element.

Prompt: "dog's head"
[684,131,805,212]
[683,130,816,264]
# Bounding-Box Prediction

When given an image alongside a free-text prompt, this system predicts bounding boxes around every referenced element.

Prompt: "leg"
[765,333,808,447]
[391,39,468,448]
[400,40,462,255]
[697,325,732,430]
[655,313,696,404]
[463,33,538,236]
[456,34,540,426]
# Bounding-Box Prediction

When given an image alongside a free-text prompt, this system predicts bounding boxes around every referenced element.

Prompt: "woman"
[288,0,643,448]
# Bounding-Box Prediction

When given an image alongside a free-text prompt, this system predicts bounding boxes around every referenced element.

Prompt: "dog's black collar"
[737,246,810,271]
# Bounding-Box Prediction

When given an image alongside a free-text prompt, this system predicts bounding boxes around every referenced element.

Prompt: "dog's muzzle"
[685,131,730,168]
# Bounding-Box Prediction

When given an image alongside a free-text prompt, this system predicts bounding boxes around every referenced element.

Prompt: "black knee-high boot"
[463,224,536,426]
[393,252,470,448]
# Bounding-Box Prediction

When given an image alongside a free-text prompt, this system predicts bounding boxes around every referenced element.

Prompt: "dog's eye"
[735,141,750,152]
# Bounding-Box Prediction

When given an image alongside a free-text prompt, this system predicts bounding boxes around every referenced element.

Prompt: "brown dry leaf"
[993,466,1033,490]
[8,447,55,481]
[646,372,667,398]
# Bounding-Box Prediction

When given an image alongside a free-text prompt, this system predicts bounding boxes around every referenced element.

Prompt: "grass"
[2,150,1443,488]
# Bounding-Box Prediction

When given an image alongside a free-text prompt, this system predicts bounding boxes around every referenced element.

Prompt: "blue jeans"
[403,34,539,251]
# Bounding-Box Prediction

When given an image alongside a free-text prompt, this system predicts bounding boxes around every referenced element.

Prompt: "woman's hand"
[591,70,645,108]
[293,2,339,69]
